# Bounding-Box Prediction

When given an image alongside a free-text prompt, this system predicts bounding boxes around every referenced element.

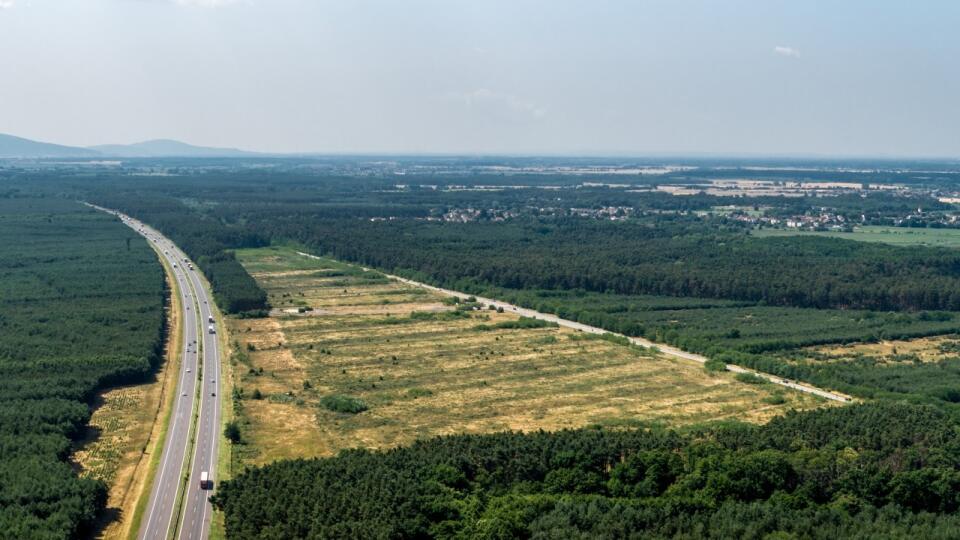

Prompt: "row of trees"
[212,402,960,539]
[0,199,167,539]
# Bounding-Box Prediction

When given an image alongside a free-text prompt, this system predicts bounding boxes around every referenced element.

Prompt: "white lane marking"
[140,245,194,538]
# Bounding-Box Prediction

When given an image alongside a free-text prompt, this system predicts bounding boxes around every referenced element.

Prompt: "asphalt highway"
[90,205,222,540]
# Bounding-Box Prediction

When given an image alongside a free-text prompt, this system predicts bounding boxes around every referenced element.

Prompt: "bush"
[475,317,558,331]
[321,394,368,414]
[224,421,242,443]
[763,393,787,405]
[735,372,768,385]
[407,388,433,399]
[704,358,727,373]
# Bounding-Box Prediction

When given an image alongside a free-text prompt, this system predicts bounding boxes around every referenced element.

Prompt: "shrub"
[735,372,768,385]
[704,358,727,373]
[407,388,433,399]
[763,393,787,405]
[321,394,368,414]
[224,421,242,443]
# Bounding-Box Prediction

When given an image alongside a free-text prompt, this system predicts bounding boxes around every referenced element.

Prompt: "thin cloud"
[173,0,244,7]
[454,88,547,118]
[0,0,15,9]
[774,46,801,58]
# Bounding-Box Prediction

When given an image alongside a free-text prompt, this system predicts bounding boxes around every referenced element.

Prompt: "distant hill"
[0,133,100,158]
[90,139,260,158]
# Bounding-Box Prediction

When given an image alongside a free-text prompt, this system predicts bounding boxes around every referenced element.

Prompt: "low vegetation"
[224,247,818,466]
[320,395,368,414]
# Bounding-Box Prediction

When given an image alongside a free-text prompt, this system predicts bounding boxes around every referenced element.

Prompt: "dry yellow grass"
[808,335,960,364]
[228,246,823,466]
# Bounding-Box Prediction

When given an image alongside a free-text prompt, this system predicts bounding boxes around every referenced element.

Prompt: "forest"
[8,166,960,537]
[212,402,960,539]
[0,198,166,539]
[49,171,960,405]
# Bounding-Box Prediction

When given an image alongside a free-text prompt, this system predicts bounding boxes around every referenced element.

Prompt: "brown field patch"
[228,247,824,467]
[806,335,960,364]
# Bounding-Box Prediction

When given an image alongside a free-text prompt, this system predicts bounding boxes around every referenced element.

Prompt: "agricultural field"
[226,246,822,466]
[753,225,960,248]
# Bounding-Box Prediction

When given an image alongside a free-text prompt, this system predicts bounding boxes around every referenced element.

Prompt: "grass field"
[753,225,960,248]
[804,335,960,365]
[226,246,825,466]
[73,382,167,531]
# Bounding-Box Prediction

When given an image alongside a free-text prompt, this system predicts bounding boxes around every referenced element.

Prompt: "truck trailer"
[199,471,212,490]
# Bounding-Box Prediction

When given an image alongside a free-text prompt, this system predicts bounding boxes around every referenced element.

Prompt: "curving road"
[296,251,853,404]
[90,205,222,540]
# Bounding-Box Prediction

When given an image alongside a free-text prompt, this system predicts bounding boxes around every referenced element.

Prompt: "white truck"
[199,471,212,490]
[208,315,215,323]
[208,325,216,334]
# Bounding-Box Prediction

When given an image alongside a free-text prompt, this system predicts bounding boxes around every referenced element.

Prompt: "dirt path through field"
[294,251,852,404]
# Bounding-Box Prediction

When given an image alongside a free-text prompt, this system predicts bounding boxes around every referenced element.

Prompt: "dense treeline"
[0,199,166,539]
[480,287,960,352]
[213,402,960,539]
[277,218,960,312]
[26,169,960,313]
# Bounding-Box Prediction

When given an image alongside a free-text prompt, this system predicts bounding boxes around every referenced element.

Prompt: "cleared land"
[227,246,824,466]
[753,225,960,248]
[805,335,960,365]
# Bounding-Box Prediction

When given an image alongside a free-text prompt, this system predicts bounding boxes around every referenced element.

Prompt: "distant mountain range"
[0,133,260,158]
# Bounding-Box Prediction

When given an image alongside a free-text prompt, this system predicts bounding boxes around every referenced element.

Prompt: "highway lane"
[177,250,221,540]
[89,205,222,540]
[296,251,853,404]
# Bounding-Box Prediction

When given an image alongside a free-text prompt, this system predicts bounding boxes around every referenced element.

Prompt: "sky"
[1,0,959,157]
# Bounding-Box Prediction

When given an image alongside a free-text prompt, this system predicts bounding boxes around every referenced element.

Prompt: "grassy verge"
[123,246,185,540]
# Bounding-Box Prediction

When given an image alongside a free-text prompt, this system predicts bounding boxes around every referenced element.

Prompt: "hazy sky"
[1,0,958,156]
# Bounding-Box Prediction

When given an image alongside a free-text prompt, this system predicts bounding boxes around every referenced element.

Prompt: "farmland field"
[753,225,960,248]
[226,246,822,466]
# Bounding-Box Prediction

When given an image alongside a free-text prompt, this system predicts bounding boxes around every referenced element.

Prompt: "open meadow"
[753,225,960,248]
[226,246,824,466]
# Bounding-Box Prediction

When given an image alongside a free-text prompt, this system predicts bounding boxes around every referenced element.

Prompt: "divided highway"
[296,251,853,404]
[90,205,222,540]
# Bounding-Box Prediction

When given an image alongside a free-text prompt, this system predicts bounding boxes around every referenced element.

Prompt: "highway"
[296,251,853,404]
[89,205,222,540]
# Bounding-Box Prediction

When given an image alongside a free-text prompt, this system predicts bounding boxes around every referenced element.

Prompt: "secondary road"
[90,205,222,540]
[296,251,852,404]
